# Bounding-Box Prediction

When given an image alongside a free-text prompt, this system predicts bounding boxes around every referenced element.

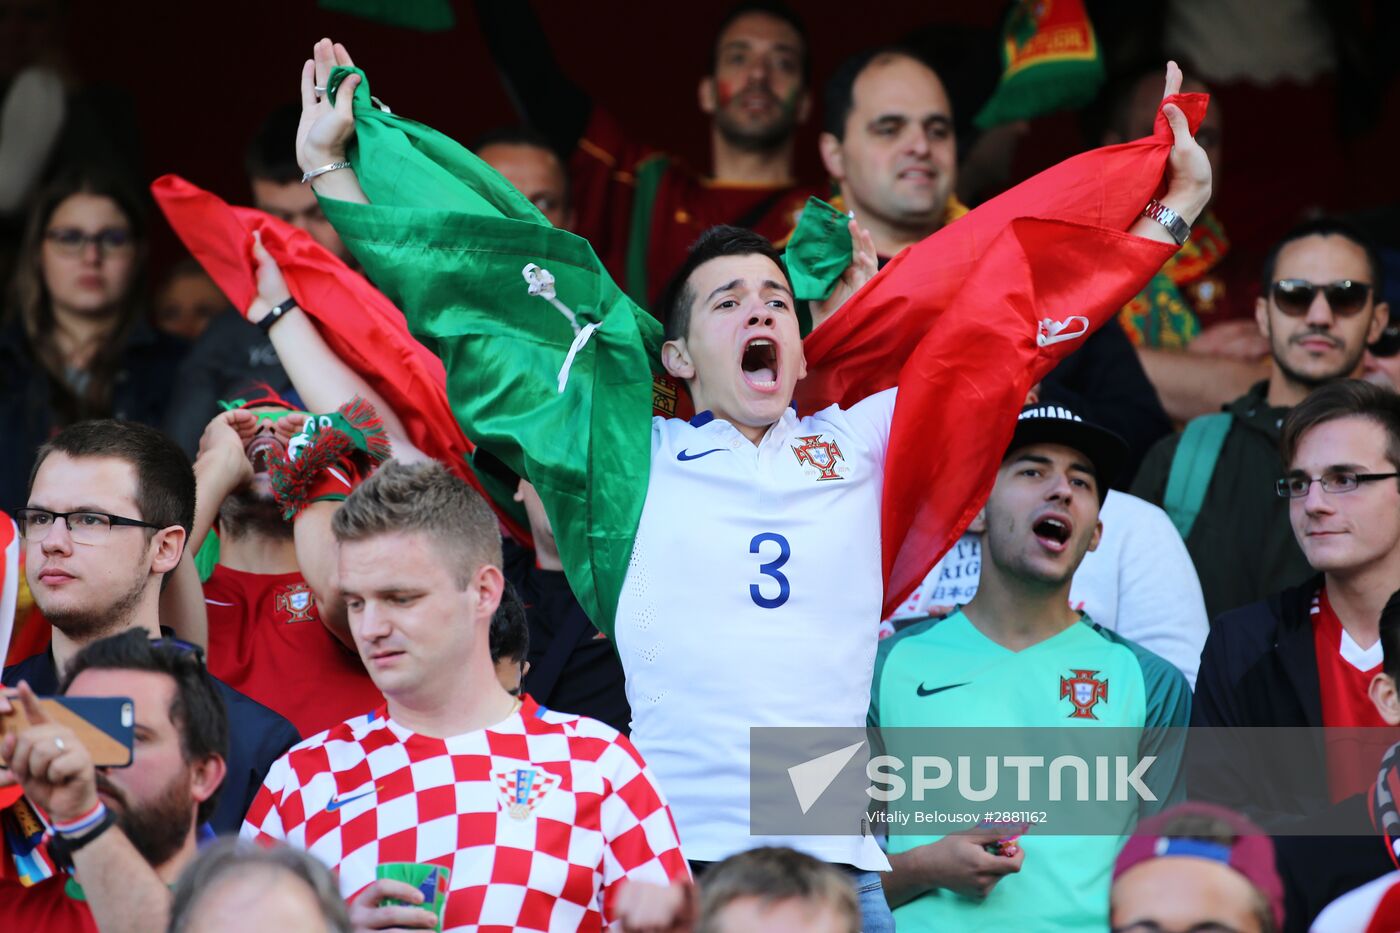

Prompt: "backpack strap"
[1163,412,1233,539]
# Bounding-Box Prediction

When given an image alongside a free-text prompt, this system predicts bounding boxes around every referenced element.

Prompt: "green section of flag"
[317,67,661,635]
[317,0,455,32]
[785,197,853,302]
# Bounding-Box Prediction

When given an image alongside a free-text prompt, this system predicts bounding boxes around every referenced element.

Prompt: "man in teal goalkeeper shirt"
[870,403,1192,931]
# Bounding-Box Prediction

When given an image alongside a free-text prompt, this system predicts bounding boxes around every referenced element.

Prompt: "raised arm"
[298,39,369,207]
[159,550,209,650]
[246,230,426,462]
[1126,62,1212,242]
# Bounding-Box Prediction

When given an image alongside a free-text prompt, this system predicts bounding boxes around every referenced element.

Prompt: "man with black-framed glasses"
[1192,380,1400,928]
[1,419,298,835]
[1133,218,1391,621]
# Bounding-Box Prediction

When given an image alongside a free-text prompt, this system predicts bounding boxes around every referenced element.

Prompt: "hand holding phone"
[0,682,125,824]
[0,690,134,768]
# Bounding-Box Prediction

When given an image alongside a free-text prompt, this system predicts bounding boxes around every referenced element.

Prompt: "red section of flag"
[150,175,528,544]
[800,94,1206,617]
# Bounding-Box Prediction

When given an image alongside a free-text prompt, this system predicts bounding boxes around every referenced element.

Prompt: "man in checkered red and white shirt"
[240,460,690,931]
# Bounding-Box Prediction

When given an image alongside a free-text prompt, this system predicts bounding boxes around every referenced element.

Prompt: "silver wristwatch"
[1142,199,1191,246]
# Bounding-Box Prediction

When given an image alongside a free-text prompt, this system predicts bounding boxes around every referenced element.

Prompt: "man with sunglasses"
[2,420,298,833]
[1133,218,1390,621]
[1192,380,1400,927]
[1362,320,1400,392]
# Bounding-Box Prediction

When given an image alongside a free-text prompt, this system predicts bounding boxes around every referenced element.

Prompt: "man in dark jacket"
[5,420,298,833]
[1191,380,1400,930]
[1133,218,1390,619]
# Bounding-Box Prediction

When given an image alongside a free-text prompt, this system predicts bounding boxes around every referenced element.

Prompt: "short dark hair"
[62,630,229,826]
[697,847,859,933]
[822,46,929,140]
[245,104,303,186]
[659,225,789,344]
[1259,217,1383,297]
[490,581,529,665]
[1381,588,1400,681]
[470,124,560,157]
[31,420,196,538]
[712,1,809,82]
[1279,379,1400,476]
[469,124,572,211]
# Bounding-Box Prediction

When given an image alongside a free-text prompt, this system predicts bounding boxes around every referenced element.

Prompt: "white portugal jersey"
[614,390,896,868]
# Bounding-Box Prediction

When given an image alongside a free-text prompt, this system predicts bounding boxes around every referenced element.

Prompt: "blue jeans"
[851,869,895,933]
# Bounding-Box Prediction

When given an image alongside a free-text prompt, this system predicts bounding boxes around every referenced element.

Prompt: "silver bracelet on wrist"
[301,161,352,184]
[1141,199,1191,246]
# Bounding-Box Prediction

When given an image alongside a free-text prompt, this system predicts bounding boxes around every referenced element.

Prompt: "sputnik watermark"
[866,754,1158,803]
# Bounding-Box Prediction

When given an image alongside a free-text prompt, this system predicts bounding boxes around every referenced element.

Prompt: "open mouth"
[245,435,285,474]
[1032,516,1072,552]
[741,337,779,391]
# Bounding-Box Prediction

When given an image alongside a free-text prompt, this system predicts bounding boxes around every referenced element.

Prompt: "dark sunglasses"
[1270,279,1373,317]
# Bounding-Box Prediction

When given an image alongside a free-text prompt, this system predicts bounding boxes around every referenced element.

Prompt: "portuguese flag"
[303,65,1198,629]
[149,174,530,545]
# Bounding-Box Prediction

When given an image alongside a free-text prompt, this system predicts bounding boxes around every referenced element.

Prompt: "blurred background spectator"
[0,168,185,511]
[168,837,351,933]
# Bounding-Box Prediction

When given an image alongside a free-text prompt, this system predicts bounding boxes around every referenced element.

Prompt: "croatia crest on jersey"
[494,766,559,820]
[275,583,317,624]
[791,434,846,481]
[1059,669,1108,720]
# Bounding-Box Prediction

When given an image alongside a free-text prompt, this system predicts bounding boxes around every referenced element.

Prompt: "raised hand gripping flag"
[149,175,529,544]
[314,65,666,635]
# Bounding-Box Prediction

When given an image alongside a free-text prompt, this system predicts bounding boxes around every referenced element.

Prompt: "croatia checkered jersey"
[240,696,689,932]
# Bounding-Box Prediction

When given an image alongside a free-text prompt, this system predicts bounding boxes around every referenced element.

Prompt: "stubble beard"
[99,771,194,868]
[715,96,799,154]
[1274,330,1367,393]
[41,565,148,646]
[218,485,292,542]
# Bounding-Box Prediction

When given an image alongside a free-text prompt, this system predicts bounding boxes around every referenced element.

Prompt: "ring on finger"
[313,85,328,93]
[54,737,65,751]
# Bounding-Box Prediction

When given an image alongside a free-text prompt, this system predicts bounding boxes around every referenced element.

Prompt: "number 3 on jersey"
[749,533,791,609]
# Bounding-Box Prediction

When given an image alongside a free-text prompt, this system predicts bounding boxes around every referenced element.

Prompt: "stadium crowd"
[1,1,1400,930]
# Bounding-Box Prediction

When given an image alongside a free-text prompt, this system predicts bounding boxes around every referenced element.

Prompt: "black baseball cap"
[1005,404,1128,499]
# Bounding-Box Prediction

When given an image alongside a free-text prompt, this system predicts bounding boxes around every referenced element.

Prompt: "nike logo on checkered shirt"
[325,785,378,811]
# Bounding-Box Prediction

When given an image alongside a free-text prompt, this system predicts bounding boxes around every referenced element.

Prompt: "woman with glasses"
[0,168,188,510]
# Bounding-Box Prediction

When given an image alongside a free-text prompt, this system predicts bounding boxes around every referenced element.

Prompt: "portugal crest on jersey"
[791,434,846,481]
[275,583,317,624]
[1059,669,1108,719]
[494,767,559,820]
